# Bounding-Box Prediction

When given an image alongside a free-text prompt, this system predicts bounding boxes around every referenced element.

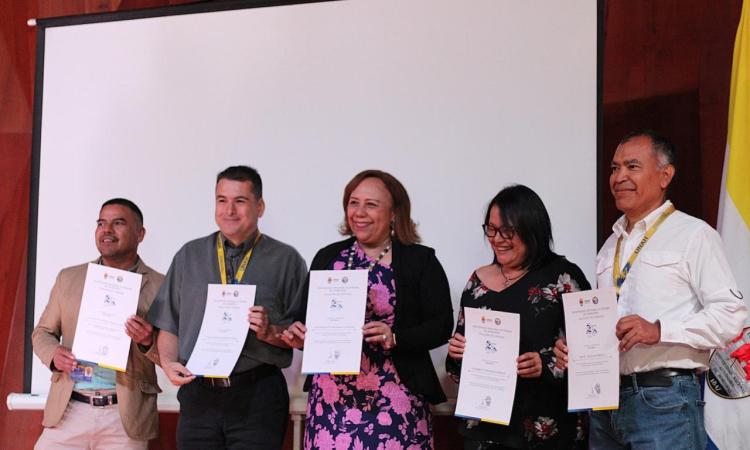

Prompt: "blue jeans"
[590,373,706,450]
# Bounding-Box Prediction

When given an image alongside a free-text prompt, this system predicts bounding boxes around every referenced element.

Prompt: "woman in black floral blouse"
[446,185,590,450]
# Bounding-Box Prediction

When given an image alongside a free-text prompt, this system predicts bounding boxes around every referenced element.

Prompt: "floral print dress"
[304,244,433,450]
[446,255,590,450]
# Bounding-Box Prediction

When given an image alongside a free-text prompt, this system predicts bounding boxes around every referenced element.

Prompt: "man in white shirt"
[556,130,746,449]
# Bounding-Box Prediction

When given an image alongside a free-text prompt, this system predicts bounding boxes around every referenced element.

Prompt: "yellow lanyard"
[612,204,675,297]
[216,232,262,285]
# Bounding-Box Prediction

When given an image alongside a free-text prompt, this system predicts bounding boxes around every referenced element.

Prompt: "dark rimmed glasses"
[482,224,515,240]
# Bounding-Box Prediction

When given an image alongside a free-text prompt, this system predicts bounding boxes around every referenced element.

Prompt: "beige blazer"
[32,259,165,441]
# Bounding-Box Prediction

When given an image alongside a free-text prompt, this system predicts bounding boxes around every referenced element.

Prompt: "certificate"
[455,307,520,425]
[301,270,368,375]
[562,287,619,411]
[72,263,142,371]
[186,284,256,378]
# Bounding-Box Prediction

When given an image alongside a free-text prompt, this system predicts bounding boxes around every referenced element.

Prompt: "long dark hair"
[484,184,554,269]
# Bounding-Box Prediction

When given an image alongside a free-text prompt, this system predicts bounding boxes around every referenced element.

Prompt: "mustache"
[612,182,635,190]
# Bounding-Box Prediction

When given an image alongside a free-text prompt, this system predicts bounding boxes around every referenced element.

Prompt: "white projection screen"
[22,0,599,408]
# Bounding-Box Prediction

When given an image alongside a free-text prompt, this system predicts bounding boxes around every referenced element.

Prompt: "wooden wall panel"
[0,0,744,448]
[603,1,703,104]
[0,0,37,446]
[0,131,36,449]
[600,0,742,245]
[601,91,702,247]
[696,1,743,230]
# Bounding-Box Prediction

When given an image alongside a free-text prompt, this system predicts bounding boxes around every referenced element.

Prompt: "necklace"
[347,241,391,271]
[499,264,528,287]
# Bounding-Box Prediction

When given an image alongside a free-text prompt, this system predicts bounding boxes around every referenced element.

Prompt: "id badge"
[70,364,94,382]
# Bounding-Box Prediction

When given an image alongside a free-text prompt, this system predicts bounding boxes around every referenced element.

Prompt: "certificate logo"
[222,312,232,322]
[205,358,220,368]
[103,294,116,306]
[484,340,497,353]
[585,323,598,337]
[579,297,584,306]
[327,350,341,361]
[329,299,343,310]
[592,296,599,305]
[102,272,124,283]
[327,276,345,284]
[480,316,502,326]
[96,345,109,356]
[587,383,602,398]
[479,395,492,408]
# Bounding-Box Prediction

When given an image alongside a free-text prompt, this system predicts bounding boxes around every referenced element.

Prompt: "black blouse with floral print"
[446,255,590,450]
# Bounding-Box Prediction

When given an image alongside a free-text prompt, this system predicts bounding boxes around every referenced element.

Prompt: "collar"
[96,256,142,273]
[220,230,259,253]
[612,200,673,238]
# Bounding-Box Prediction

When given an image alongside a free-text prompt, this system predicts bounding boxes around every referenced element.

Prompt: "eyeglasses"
[482,224,515,240]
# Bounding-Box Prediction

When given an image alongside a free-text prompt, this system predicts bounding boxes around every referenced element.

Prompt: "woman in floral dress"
[284,170,454,450]
[447,185,590,450]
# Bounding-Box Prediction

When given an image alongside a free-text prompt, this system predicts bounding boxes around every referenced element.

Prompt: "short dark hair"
[339,170,421,245]
[101,198,143,226]
[484,184,554,270]
[619,129,675,166]
[216,165,263,199]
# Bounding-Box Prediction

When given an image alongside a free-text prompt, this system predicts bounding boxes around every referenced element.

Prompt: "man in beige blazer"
[33,198,164,449]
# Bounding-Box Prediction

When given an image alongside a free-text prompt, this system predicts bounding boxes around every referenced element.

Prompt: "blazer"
[32,259,164,441]
[297,237,453,404]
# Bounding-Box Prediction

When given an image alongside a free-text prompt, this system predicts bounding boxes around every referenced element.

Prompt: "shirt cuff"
[658,319,681,343]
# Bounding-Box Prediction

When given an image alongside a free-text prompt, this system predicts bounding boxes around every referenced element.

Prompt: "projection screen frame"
[24,0,605,393]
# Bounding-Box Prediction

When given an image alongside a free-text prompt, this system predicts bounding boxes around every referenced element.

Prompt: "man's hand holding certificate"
[562,288,619,411]
[455,307,520,425]
[301,270,368,375]
[72,263,142,371]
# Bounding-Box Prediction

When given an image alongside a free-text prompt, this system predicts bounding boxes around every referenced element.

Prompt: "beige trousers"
[35,400,148,450]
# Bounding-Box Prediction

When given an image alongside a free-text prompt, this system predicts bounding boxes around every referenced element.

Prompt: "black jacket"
[295,237,454,404]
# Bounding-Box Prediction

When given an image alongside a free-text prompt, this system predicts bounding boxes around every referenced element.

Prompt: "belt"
[196,364,278,389]
[620,368,695,388]
[71,391,118,407]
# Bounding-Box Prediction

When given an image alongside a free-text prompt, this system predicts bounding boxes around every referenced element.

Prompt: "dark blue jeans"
[590,373,706,450]
[176,367,289,450]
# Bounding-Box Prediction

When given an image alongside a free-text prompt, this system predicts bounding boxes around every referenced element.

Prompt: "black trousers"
[176,366,289,450]
[464,439,517,450]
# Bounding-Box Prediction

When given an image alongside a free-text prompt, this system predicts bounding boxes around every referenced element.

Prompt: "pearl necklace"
[499,264,528,287]
[347,241,391,271]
